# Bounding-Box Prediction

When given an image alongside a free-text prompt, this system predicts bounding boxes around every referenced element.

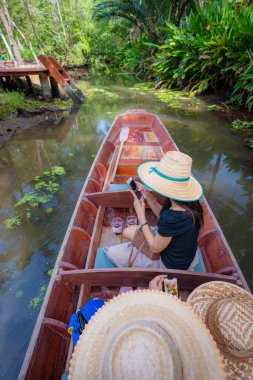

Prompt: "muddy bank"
[0,108,71,149]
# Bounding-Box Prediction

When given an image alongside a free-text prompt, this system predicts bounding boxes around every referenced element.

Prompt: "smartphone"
[163,277,178,297]
[127,177,143,200]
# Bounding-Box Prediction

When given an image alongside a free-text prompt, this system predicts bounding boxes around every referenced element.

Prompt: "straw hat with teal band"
[137,151,204,202]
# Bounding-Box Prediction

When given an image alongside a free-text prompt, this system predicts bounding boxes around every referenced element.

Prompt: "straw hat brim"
[69,290,225,380]
[187,281,253,380]
[187,281,251,315]
[136,161,204,202]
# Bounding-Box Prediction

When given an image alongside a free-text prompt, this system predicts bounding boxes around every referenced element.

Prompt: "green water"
[0,72,252,379]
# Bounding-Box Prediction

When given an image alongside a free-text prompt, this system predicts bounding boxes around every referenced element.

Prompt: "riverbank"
[0,90,73,148]
[0,90,72,119]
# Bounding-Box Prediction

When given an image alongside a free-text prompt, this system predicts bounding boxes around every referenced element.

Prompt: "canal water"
[0,72,252,379]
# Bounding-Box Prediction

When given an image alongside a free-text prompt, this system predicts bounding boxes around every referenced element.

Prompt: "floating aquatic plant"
[4,214,21,229]
[207,105,224,112]
[29,285,47,309]
[129,85,202,115]
[4,166,65,229]
[45,208,53,214]
[47,268,54,277]
[87,87,120,99]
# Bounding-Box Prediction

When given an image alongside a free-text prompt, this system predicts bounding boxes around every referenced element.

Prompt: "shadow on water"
[0,71,252,379]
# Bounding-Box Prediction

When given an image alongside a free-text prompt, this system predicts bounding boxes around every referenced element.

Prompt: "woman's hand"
[149,275,167,291]
[135,181,149,199]
[130,189,146,224]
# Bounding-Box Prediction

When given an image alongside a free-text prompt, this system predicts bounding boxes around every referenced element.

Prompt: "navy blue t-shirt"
[157,208,199,269]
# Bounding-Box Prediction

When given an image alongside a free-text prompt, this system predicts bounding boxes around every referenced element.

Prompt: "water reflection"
[0,72,252,379]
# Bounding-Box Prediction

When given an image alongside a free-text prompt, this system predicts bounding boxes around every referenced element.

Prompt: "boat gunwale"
[18,114,120,379]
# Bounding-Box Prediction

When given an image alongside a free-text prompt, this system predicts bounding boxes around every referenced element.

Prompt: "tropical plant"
[151,0,253,110]
[116,41,153,77]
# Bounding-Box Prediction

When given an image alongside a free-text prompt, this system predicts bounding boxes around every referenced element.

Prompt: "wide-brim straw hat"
[187,281,253,380]
[69,290,225,380]
[137,150,203,202]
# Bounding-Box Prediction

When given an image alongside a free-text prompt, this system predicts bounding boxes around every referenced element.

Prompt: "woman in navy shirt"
[106,151,204,270]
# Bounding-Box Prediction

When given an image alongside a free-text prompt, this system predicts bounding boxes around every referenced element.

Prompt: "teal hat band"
[148,167,190,183]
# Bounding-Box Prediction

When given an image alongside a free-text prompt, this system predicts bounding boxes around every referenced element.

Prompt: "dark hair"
[163,198,204,230]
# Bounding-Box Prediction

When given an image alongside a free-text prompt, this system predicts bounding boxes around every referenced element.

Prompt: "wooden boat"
[19,111,250,380]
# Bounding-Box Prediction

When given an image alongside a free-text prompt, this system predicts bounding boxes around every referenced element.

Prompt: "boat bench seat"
[188,247,206,272]
[109,184,129,191]
[94,247,117,268]
[94,247,206,272]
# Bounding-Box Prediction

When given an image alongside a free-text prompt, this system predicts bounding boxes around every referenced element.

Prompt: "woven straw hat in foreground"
[187,281,253,380]
[137,150,203,202]
[69,290,225,380]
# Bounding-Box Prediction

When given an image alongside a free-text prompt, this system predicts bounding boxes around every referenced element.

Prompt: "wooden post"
[25,75,34,94]
[10,77,17,91]
[0,77,4,89]
[64,83,84,104]
[39,75,52,101]
[4,75,11,90]
[49,77,60,98]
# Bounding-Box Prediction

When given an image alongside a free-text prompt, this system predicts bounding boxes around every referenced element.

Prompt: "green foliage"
[150,1,253,110]
[231,120,253,130]
[4,166,65,229]
[1,0,128,66]
[116,41,153,77]
[2,0,194,67]
[86,19,127,63]
[232,65,253,111]
[93,0,194,43]
[2,0,252,111]
[0,91,24,118]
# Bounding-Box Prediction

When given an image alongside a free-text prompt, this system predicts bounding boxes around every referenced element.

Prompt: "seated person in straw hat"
[106,151,204,270]
[69,290,225,380]
[187,281,253,380]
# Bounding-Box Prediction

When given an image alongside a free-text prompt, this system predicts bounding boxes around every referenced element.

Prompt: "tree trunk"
[0,26,15,60]
[12,20,39,63]
[22,0,43,53]
[0,0,23,64]
[198,0,204,11]
[51,0,67,45]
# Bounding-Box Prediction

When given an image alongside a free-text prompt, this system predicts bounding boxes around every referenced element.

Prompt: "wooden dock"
[0,55,85,104]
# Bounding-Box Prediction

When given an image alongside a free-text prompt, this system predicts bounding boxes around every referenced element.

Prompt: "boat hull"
[19,111,249,380]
